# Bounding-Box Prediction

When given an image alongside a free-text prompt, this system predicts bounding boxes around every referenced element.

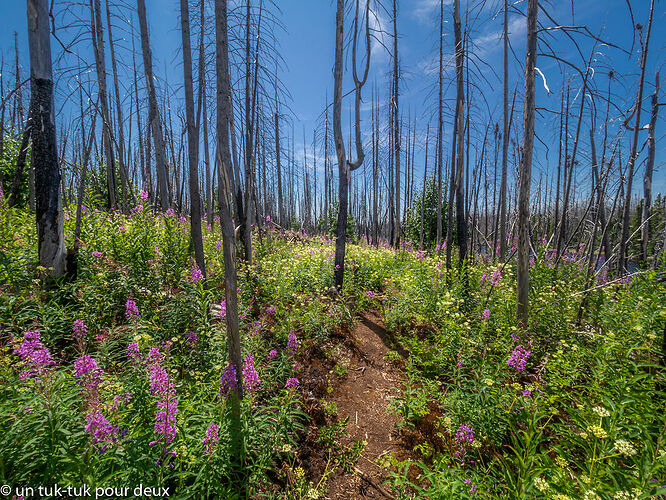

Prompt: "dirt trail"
[324,311,409,499]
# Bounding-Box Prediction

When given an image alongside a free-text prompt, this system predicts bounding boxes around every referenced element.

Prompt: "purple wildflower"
[455,424,475,444]
[507,345,531,372]
[85,410,116,446]
[491,269,501,287]
[92,251,103,258]
[185,331,198,348]
[219,363,238,397]
[73,319,88,350]
[216,300,227,318]
[127,343,142,362]
[267,349,277,360]
[140,190,149,200]
[285,377,299,390]
[266,305,276,315]
[14,331,55,380]
[287,332,298,355]
[203,423,219,456]
[366,290,377,298]
[482,309,490,321]
[74,355,103,382]
[166,208,175,217]
[125,299,140,321]
[242,355,260,393]
[147,348,178,445]
[190,267,204,284]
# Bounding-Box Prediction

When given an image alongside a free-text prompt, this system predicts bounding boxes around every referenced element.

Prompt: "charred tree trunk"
[333,0,369,289]
[137,0,170,211]
[516,0,538,326]
[27,0,66,276]
[180,0,206,277]
[214,0,243,476]
[641,71,659,263]
[498,0,509,261]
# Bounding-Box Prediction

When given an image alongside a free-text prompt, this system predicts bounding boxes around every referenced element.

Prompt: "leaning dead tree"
[333,0,370,289]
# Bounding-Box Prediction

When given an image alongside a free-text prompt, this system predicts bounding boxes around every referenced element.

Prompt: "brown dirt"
[321,311,413,499]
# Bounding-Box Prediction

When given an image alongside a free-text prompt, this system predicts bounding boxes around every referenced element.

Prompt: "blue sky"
[1,0,664,202]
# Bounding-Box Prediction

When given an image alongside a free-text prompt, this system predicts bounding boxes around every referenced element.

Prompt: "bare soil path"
[323,311,411,499]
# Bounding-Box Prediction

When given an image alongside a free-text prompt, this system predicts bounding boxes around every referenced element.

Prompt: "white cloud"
[471,15,526,57]
[368,1,391,65]
[412,0,452,26]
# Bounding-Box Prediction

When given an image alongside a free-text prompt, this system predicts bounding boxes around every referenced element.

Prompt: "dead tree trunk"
[453,0,467,264]
[180,0,206,277]
[436,0,443,251]
[641,71,659,262]
[90,0,117,210]
[333,0,370,289]
[392,0,400,248]
[27,0,66,276]
[214,0,243,474]
[137,0,170,211]
[619,0,654,274]
[516,0,538,326]
[498,0,509,261]
[105,0,131,212]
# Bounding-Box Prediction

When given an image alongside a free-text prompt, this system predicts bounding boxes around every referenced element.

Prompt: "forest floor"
[297,311,418,499]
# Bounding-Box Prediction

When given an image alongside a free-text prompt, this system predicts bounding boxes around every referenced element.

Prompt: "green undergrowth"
[0,202,664,499]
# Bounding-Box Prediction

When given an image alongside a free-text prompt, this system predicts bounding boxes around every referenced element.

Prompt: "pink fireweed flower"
[455,424,475,444]
[482,309,490,321]
[127,343,142,362]
[147,347,178,445]
[287,332,298,354]
[219,362,238,397]
[366,290,377,298]
[285,377,299,390]
[491,269,501,287]
[242,355,260,393]
[203,423,219,457]
[140,190,149,200]
[85,410,116,447]
[96,330,110,344]
[165,208,175,217]
[14,331,55,380]
[118,226,127,234]
[190,267,204,284]
[74,355,103,383]
[507,345,531,372]
[92,251,103,258]
[185,331,198,348]
[73,319,88,350]
[125,299,140,321]
[216,300,227,318]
